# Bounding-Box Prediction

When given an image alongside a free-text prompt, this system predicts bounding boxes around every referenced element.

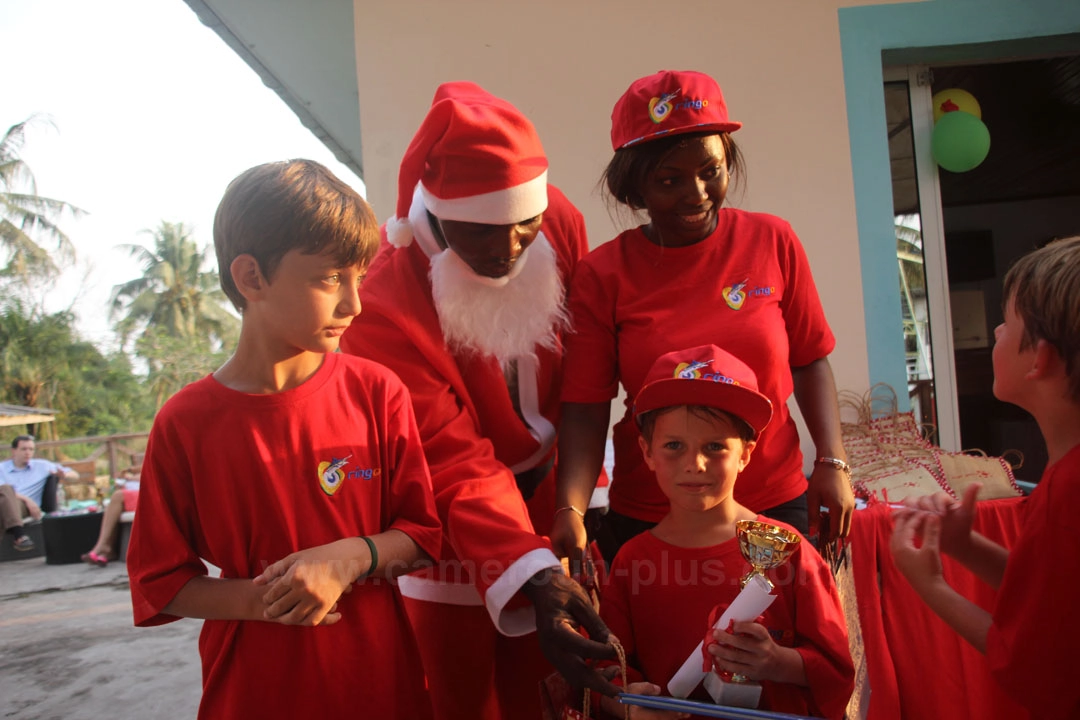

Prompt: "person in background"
[341,81,617,719]
[1,434,77,551]
[891,236,1080,720]
[554,70,854,569]
[81,465,140,566]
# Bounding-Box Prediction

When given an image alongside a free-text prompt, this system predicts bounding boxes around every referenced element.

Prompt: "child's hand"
[709,621,802,685]
[890,510,945,594]
[897,482,980,558]
[615,682,689,720]
[254,539,369,626]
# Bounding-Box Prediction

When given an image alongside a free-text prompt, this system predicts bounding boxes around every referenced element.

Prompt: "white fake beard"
[430,234,570,369]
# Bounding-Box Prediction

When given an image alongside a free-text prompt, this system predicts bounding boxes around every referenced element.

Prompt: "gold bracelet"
[815,456,852,476]
[554,505,586,519]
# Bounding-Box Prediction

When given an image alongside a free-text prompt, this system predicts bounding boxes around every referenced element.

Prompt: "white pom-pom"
[386,216,414,248]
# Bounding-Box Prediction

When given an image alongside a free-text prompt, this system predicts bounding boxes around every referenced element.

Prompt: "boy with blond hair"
[599,344,853,719]
[892,236,1080,719]
[127,159,441,720]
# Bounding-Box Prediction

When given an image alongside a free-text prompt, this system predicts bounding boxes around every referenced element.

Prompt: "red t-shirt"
[986,442,1080,719]
[128,353,441,720]
[601,517,854,719]
[562,210,835,520]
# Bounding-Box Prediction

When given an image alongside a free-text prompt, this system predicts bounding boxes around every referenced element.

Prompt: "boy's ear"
[1027,339,1065,381]
[230,254,265,303]
[738,439,757,472]
[637,434,656,471]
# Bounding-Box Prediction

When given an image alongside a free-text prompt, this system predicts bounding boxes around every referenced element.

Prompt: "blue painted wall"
[838,0,1080,407]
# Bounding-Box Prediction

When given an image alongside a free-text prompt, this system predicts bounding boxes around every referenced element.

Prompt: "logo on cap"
[648,90,681,124]
[674,359,712,379]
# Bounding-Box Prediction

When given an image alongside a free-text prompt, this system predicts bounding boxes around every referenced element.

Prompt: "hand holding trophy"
[668,520,801,708]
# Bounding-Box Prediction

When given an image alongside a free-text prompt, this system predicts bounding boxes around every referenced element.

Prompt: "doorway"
[885,53,1080,482]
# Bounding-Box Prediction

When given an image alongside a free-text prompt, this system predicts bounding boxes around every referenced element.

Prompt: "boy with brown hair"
[892,235,1080,719]
[127,159,441,720]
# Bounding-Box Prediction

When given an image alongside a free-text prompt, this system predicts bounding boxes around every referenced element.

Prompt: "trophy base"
[703,672,762,708]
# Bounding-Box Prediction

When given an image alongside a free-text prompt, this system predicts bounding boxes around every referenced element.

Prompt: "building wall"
[353,0,900,399]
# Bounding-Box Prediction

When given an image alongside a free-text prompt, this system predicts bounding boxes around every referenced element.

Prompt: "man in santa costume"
[341,82,616,719]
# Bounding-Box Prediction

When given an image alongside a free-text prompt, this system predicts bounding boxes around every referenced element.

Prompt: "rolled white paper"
[666,574,778,698]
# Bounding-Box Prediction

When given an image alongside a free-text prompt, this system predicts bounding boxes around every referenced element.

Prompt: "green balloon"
[931,111,991,172]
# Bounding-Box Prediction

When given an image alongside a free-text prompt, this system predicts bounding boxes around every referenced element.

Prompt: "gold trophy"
[735,520,801,589]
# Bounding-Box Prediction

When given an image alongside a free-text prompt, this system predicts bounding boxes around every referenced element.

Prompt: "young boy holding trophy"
[892,236,1080,720]
[597,345,854,719]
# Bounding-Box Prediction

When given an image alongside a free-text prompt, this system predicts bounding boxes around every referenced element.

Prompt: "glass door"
[883,66,961,450]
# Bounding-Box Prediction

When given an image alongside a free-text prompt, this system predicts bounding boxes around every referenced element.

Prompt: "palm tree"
[0,116,83,279]
[110,221,238,351]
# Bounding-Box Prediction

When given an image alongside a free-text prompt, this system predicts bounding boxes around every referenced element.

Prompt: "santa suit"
[601,517,854,719]
[562,210,835,523]
[341,185,589,719]
[986,442,1080,719]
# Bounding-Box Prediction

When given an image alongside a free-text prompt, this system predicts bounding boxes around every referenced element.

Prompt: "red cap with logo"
[610,70,742,151]
[633,344,772,437]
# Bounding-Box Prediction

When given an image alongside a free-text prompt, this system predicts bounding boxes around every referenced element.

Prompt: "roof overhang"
[181,0,364,181]
[0,404,57,428]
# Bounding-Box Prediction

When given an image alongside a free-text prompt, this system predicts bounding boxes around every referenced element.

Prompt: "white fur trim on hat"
[421,170,548,225]
[386,215,413,248]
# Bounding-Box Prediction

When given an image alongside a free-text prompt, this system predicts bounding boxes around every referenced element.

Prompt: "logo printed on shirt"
[723,279,777,311]
[316,456,382,497]
[723,280,749,310]
[318,455,352,496]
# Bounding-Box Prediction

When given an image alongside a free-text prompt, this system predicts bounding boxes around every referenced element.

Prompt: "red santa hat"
[386,81,550,248]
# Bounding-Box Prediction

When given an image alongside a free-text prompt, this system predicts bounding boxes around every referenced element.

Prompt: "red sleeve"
[789,543,856,720]
[986,464,1080,719]
[382,378,442,562]
[561,252,621,403]
[127,400,208,627]
[776,223,836,367]
[344,309,549,597]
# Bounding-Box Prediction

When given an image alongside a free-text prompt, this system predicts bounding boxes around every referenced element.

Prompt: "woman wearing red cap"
[554,70,854,568]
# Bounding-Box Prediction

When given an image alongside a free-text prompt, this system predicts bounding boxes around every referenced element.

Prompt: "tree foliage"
[0,299,153,440]
[0,116,83,281]
[109,221,237,352]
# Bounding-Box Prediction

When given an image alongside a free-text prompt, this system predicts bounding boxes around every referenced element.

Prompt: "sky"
[1,0,365,350]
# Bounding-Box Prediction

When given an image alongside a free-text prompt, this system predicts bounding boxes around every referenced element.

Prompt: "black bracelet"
[360,535,378,578]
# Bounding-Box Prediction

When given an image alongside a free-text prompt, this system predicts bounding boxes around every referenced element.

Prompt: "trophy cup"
[735,520,801,590]
[700,521,802,706]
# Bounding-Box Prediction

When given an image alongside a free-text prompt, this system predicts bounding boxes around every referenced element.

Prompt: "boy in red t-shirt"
[599,344,854,719]
[892,236,1080,719]
[126,160,442,720]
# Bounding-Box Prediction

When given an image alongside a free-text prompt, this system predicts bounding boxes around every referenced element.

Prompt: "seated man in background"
[0,434,78,550]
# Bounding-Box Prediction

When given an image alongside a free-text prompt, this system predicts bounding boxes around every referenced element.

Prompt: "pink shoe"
[80,550,110,567]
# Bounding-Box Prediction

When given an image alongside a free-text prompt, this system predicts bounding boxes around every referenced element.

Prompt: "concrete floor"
[0,556,202,720]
